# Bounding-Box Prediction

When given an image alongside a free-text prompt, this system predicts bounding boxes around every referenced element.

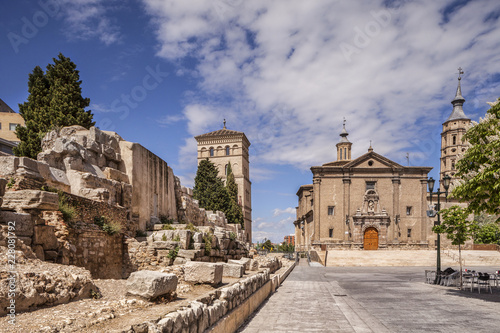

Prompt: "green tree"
[262,239,272,251]
[14,53,95,158]
[225,162,244,226]
[193,159,231,213]
[432,205,475,289]
[474,223,500,244]
[452,98,500,220]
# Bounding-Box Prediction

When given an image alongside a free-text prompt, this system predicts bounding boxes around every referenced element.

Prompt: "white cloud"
[272,207,296,217]
[157,114,184,126]
[142,0,500,171]
[59,0,121,45]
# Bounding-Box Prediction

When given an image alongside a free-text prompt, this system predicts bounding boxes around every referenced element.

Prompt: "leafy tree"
[262,239,272,251]
[14,53,95,158]
[193,159,231,213]
[452,98,500,220]
[225,162,244,226]
[474,222,500,244]
[433,205,474,289]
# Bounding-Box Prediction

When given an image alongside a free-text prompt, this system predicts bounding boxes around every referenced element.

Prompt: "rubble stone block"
[222,263,244,278]
[44,250,58,261]
[33,225,59,250]
[0,211,33,237]
[177,249,199,260]
[151,241,179,250]
[3,190,59,211]
[126,270,178,300]
[184,261,223,285]
[32,244,45,260]
[173,257,187,265]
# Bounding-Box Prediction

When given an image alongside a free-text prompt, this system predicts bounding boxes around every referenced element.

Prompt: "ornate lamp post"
[427,175,451,284]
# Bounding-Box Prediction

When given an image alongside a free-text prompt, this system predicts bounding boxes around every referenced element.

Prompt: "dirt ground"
[0,277,241,333]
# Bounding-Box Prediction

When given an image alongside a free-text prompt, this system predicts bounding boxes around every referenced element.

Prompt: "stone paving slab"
[237,265,500,332]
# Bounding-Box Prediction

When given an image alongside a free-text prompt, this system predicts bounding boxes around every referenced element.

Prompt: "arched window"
[210,148,214,156]
[340,149,343,160]
[225,164,229,175]
[226,146,230,155]
[452,135,457,145]
[344,148,347,159]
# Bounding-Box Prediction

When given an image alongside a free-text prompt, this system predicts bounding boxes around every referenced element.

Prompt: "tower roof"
[339,118,350,143]
[445,67,470,123]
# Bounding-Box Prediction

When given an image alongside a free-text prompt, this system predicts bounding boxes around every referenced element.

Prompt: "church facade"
[295,73,470,251]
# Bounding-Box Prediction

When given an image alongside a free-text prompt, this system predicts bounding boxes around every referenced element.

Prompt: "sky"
[1,0,500,243]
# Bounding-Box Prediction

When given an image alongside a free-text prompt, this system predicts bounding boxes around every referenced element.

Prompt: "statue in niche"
[368,200,375,212]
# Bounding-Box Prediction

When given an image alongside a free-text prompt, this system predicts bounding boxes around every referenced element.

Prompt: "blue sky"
[1,0,500,243]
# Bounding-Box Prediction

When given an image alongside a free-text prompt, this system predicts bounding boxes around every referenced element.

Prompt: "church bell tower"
[336,119,352,161]
[440,68,471,187]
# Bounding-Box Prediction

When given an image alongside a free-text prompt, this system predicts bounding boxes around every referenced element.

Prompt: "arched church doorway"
[364,227,378,250]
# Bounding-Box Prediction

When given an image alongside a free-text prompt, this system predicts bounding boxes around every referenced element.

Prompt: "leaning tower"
[440,68,471,188]
[194,121,252,242]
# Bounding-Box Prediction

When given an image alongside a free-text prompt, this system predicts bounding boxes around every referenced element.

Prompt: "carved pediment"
[344,151,403,170]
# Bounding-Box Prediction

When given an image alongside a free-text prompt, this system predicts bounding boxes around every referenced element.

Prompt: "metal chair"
[478,273,492,294]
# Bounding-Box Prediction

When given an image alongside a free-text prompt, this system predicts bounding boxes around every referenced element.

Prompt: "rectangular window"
[406,206,412,215]
[327,206,334,215]
[329,228,333,238]
[9,123,19,131]
[0,123,2,130]
[407,228,412,238]
[366,181,376,190]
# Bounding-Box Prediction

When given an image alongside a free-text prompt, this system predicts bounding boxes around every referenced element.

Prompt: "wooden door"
[364,227,378,250]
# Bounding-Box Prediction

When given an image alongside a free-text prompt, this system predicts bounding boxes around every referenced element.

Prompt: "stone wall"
[120,140,177,231]
[66,230,124,279]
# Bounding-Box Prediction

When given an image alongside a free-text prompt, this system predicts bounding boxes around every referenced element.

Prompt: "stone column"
[420,179,428,242]
[342,178,351,242]
[392,178,400,243]
[313,177,321,242]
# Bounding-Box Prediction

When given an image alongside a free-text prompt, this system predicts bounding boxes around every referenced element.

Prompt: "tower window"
[328,206,335,216]
[451,160,455,170]
[366,181,376,190]
[226,146,230,155]
[340,149,343,160]
[344,148,347,159]
[407,228,412,238]
[225,164,229,175]
[210,148,214,156]
[406,206,412,215]
[452,135,457,145]
[329,228,334,238]
[9,123,19,131]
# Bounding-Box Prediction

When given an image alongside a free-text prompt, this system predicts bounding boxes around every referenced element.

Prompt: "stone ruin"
[0,125,267,320]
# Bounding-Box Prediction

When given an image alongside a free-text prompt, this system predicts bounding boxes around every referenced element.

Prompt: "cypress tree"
[193,159,231,213]
[14,53,95,159]
[225,162,244,226]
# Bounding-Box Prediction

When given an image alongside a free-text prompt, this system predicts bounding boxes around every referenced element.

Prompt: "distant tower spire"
[223,119,227,129]
[336,118,352,161]
[368,140,373,152]
[447,67,468,122]
[440,67,471,190]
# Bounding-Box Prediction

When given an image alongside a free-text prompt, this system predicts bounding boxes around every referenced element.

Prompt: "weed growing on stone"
[159,215,174,224]
[168,246,179,260]
[173,235,180,242]
[229,232,236,241]
[162,224,175,230]
[90,289,102,299]
[162,233,168,241]
[184,223,200,233]
[203,233,213,256]
[94,215,122,235]
[6,177,16,189]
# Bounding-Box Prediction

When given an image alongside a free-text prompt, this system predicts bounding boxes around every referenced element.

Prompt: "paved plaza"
[238,260,500,332]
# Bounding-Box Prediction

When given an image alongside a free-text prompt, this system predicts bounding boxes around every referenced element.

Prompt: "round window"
[368,160,374,166]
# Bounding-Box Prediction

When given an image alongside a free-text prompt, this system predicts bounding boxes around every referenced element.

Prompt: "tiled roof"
[195,128,244,138]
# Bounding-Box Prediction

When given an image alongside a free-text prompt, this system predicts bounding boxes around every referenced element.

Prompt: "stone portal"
[353,190,390,249]
[364,227,378,250]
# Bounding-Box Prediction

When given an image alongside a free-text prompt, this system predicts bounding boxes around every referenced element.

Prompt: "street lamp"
[427,175,451,284]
